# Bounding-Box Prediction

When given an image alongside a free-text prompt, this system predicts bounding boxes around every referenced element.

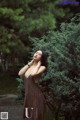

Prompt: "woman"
[18,50,48,120]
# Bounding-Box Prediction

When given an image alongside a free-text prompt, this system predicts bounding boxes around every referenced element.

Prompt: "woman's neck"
[33,60,38,65]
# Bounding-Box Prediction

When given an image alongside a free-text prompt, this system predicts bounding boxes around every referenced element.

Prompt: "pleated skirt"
[22,75,46,120]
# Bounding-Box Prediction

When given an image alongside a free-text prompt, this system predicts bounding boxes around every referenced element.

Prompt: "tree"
[0,0,79,72]
[30,15,80,120]
[0,1,30,71]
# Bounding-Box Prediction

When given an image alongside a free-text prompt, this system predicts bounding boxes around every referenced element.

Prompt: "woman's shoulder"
[40,65,46,69]
[39,66,46,71]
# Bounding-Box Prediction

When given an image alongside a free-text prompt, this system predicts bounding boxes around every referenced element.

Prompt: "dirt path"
[0,94,24,120]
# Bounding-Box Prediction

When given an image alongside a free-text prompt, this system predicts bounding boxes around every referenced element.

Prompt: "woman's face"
[33,50,42,61]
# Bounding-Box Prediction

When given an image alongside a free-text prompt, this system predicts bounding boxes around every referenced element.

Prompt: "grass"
[0,72,19,95]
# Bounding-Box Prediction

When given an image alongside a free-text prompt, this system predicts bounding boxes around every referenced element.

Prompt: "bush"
[30,16,80,120]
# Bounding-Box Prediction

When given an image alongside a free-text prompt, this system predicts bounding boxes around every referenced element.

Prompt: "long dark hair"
[40,49,48,70]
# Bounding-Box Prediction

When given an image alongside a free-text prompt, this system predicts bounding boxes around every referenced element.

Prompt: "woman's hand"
[28,59,34,66]
[37,61,41,68]
[30,61,41,76]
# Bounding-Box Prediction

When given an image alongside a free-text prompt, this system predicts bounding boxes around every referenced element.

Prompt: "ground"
[0,94,24,120]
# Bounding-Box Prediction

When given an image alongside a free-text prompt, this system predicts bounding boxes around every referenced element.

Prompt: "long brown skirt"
[22,75,46,120]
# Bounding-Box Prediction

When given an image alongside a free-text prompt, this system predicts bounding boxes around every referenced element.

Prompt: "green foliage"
[0,2,30,69]
[0,0,74,72]
[16,77,24,100]
[0,7,24,21]
[16,0,71,35]
[0,25,28,62]
[20,12,56,33]
[30,16,80,119]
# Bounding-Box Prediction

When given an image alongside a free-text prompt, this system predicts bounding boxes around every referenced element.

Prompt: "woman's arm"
[18,64,29,76]
[18,60,34,76]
